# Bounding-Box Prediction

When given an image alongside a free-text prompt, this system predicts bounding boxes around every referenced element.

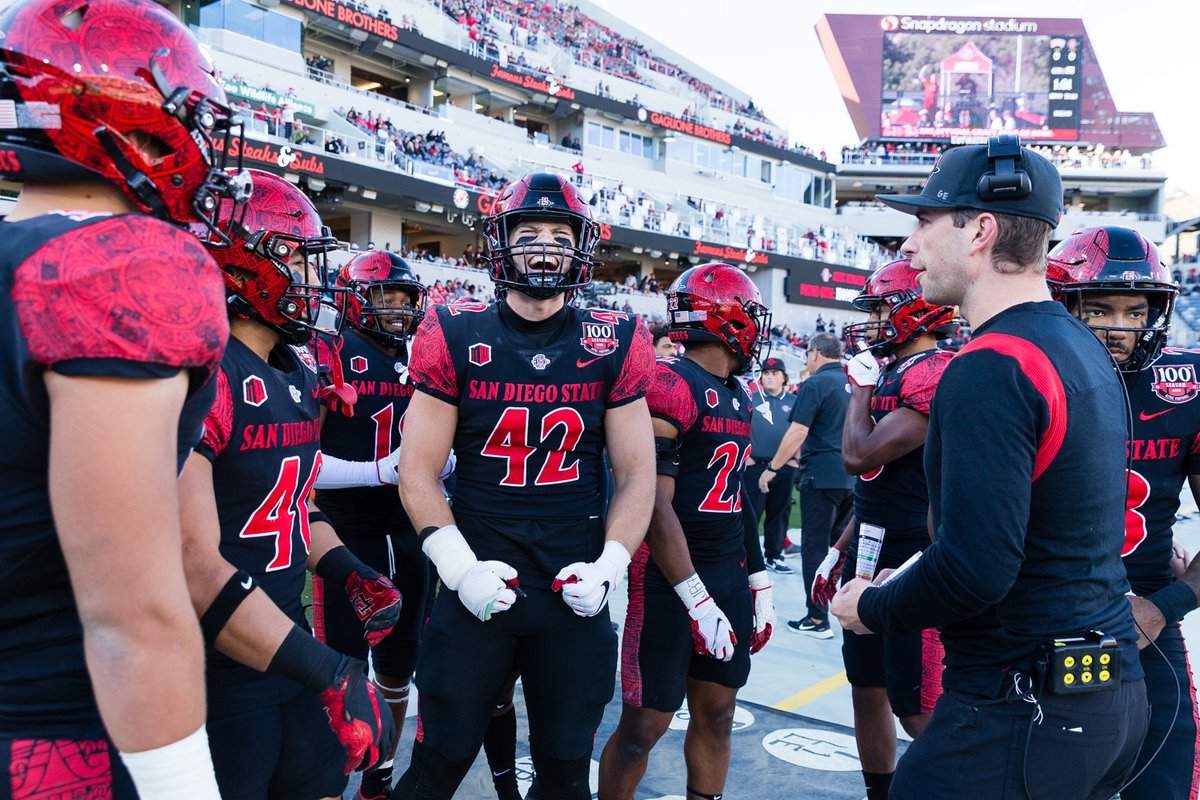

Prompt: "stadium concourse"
[338,492,1200,800]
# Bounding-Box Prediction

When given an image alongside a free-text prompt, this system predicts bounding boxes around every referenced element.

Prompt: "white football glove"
[552,540,631,617]
[844,350,881,389]
[375,447,401,485]
[811,547,846,608]
[748,571,776,654]
[422,525,518,621]
[675,573,737,661]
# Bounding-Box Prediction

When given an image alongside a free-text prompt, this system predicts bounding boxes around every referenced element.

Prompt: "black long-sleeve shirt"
[859,301,1143,694]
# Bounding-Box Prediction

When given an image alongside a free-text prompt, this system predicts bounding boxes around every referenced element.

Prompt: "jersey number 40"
[482,406,585,487]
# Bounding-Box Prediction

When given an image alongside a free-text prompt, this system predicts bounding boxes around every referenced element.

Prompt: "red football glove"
[346,566,402,648]
[318,656,396,773]
[811,547,846,608]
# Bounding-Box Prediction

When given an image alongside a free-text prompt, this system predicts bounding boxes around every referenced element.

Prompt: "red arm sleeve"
[13,215,228,377]
[607,319,655,407]
[646,361,698,434]
[409,306,461,404]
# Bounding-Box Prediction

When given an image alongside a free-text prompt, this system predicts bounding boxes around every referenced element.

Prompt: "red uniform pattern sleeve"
[899,351,953,416]
[197,368,234,460]
[607,319,655,407]
[409,306,460,404]
[12,215,228,377]
[646,360,698,433]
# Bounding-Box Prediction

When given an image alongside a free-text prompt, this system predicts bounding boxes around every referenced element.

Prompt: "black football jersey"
[409,300,654,583]
[195,336,323,712]
[0,212,226,734]
[648,356,753,562]
[315,329,415,532]
[1122,347,1200,595]
[852,349,951,538]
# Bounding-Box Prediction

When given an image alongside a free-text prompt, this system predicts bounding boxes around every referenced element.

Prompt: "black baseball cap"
[761,357,787,375]
[876,136,1063,227]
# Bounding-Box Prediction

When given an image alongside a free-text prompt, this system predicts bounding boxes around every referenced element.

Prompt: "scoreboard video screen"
[880,29,1083,141]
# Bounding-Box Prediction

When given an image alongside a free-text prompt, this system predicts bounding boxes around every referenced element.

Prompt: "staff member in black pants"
[761,334,854,639]
[832,137,1149,800]
[744,357,798,573]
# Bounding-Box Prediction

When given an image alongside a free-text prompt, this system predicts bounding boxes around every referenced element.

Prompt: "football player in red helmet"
[177,170,399,798]
[811,259,954,800]
[1050,226,1198,800]
[0,0,249,794]
[313,249,430,800]
[395,172,655,800]
[600,262,772,800]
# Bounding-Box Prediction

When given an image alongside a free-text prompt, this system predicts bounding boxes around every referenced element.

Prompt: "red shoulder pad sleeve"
[197,368,234,460]
[13,215,228,376]
[409,306,460,404]
[646,360,698,433]
[899,351,954,416]
[607,319,655,407]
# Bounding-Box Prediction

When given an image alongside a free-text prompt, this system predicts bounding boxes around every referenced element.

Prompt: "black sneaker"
[787,616,833,639]
[782,543,803,558]
[766,557,793,574]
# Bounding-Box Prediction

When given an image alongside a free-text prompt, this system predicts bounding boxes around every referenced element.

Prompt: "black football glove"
[346,565,402,647]
[318,656,396,774]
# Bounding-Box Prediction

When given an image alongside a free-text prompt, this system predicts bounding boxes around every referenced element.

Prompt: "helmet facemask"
[486,211,600,299]
[1060,286,1175,373]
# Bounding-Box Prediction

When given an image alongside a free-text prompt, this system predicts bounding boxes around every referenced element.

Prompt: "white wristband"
[748,570,771,590]
[119,725,221,800]
[673,572,709,610]
[313,454,378,489]
[420,524,478,590]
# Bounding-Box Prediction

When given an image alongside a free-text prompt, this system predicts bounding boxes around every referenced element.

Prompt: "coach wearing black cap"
[831,136,1148,799]
[744,357,797,572]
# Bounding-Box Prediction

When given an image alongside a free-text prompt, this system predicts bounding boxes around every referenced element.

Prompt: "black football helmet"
[1048,226,1176,372]
[482,172,600,299]
[339,250,426,347]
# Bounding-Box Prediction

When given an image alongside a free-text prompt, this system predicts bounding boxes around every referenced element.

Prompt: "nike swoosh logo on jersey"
[1139,409,1175,421]
[241,576,253,590]
[576,355,606,368]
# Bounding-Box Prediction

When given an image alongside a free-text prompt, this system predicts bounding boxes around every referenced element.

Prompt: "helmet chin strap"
[93,126,167,218]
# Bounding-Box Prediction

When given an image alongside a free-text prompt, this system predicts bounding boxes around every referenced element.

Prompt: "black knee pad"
[393,740,475,800]
[525,750,592,800]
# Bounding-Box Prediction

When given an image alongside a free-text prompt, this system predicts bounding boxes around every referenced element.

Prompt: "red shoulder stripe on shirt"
[958,333,1066,482]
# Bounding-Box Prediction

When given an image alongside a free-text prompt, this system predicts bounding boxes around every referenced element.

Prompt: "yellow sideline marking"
[772,671,848,712]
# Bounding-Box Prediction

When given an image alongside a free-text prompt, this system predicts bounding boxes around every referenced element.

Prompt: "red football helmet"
[482,172,600,299]
[339,250,427,347]
[666,262,771,374]
[1048,226,1176,372]
[0,0,251,240]
[842,259,956,356]
[208,169,344,345]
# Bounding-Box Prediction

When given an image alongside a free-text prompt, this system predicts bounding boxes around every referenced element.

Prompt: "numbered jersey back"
[648,356,753,561]
[409,302,653,519]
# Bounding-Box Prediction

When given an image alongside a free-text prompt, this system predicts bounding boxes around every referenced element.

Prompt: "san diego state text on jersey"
[853,349,952,533]
[1122,347,1200,594]
[411,302,653,516]
[0,212,226,733]
[647,356,753,561]
[409,302,653,583]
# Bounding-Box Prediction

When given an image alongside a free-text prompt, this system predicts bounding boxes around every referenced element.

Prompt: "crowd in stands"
[437,0,769,124]
[305,54,333,79]
[341,109,509,190]
[841,141,1154,170]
